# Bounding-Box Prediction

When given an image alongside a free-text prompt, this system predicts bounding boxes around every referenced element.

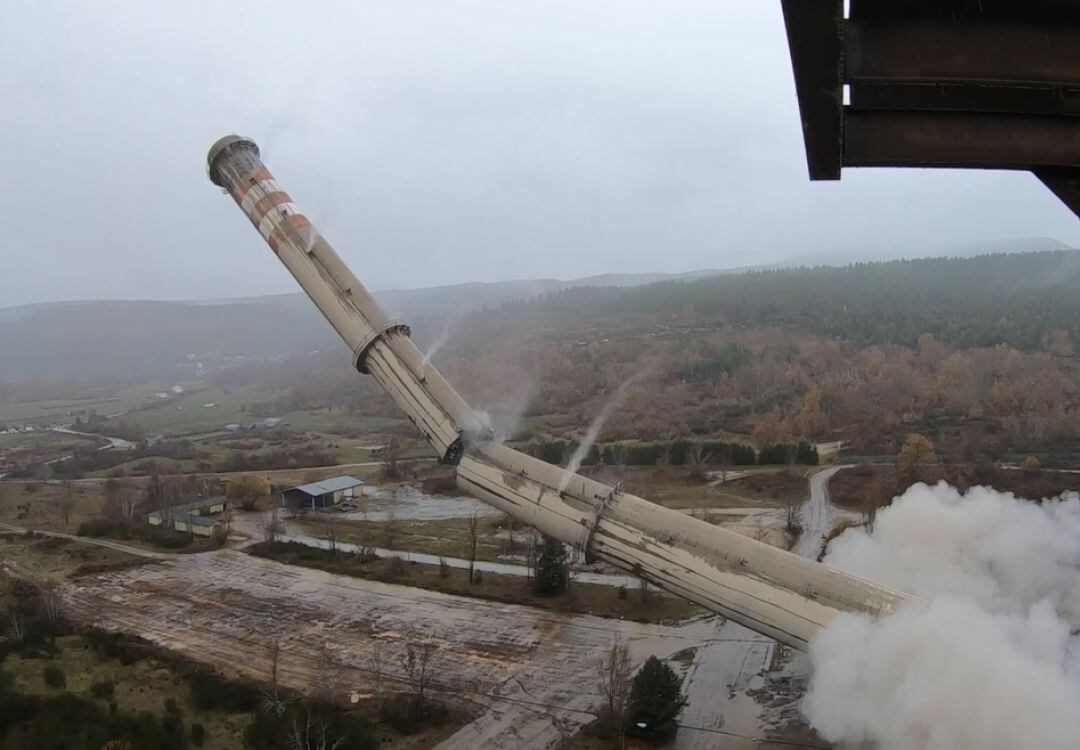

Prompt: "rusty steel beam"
[780,0,844,180]
[1036,168,1080,219]
[207,135,914,650]
[846,19,1080,87]
[849,0,1080,23]
[849,81,1080,117]
[843,110,1080,170]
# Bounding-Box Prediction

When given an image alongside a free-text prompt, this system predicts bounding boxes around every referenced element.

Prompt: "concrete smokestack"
[208,135,913,649]
[208,135,485,463]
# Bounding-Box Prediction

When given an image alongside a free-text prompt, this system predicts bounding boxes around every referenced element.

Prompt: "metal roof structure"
[781,0,1080,219]
[287,475,363,497]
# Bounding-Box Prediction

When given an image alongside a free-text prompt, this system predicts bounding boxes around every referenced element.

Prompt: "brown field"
[0,482,106,535]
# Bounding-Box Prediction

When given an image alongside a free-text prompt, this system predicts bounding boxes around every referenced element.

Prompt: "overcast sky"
[1,0,1078,308]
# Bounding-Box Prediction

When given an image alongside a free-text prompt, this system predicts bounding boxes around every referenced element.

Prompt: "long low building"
[280,476,364,511]
[148,497,231,538]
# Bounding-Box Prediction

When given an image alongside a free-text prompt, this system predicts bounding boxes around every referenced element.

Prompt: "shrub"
[627,656,686,742]
[78,519,120,538]
[379,694,449,735]
[533,537,568,596]
[42,664,66,688]
[145,528,192,550]
[188,671,258,712]
[83,631,144,665]
[91,679,115,699]
[246,704,377,750]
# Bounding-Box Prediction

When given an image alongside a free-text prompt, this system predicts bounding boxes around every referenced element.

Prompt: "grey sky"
[2,0,1078,308]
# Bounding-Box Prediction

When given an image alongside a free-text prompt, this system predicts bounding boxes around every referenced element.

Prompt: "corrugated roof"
[287,475,363,497]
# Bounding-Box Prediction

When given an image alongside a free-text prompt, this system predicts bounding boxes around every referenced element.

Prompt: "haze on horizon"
[2,0,1079,309]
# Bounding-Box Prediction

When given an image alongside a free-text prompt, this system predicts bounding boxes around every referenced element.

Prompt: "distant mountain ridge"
[2,240,1075,382]
[0,268,729,325]
[0,268,729,380]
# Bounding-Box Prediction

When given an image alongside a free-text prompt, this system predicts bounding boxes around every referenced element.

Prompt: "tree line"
[520,438,817,467]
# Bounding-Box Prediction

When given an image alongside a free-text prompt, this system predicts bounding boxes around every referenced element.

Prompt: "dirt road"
[791,466,852,560]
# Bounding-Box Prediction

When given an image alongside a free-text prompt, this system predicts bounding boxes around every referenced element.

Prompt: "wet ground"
[59,549,807,749]
[341,485,506,522]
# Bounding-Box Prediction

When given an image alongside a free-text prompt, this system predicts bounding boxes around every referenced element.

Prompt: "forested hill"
[515,250,1080,351]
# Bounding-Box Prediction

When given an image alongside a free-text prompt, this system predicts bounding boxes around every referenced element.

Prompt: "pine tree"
[532,536,568,596]
[627,656,687,742]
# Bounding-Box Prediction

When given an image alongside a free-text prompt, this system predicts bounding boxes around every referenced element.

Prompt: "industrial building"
[148,497,230,538]
[280,476,364,511]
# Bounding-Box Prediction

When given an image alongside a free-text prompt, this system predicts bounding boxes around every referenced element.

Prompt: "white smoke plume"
[805,482,1080,750]
[558,369,651,492]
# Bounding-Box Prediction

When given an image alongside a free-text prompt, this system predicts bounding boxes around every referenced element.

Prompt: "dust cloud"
[804,483,1080,749]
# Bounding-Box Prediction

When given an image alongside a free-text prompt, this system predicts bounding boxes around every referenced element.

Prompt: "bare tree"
[715,446,730,485]
[381,439,403,480]
[261,638,291,718]
[57,480,75,526]
[525,529,539,585]
[147,467,184,515]
[467,513,479,584]
[7,610,24,644]
[260,507,284,543]
[228,474,271,512]
[313,642,345,705]
[596,638,632,744]
[287,708,347,750]
[402,642,437,707]
[118,484,141,521]
[38,581,62,627]
[382,510,400,550]
[784,493,802,536]
[324,512,338,557]
[686,443,712,482]
[371,637,386,701]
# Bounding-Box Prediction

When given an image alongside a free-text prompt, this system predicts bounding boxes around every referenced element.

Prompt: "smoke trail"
[558,370,650,493]
[804,483,1080,750]
[420,315,459,376]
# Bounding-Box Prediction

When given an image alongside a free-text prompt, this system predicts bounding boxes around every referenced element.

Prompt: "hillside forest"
[222,251,1080,463]
[4,251,1080,465]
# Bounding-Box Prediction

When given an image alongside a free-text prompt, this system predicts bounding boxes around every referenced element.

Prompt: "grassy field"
[0,533,141,582]
[120,384,407,438]
[0,482,105,535]
[299,514,514,563]
[584,465,808,510]
[0,386,167,425]
[248,541,703,624]
[0,432,105,475]
[3,635,250,750]
[119,386,282,435]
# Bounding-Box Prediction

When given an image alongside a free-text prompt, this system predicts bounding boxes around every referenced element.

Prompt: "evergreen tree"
[532,537,568,596]
[627,656,687,743]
